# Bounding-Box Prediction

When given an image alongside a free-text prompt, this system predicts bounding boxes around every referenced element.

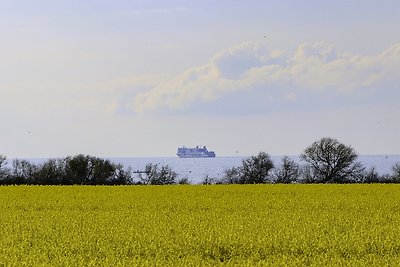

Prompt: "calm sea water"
[7,155,400,184]
[110,155,400,184]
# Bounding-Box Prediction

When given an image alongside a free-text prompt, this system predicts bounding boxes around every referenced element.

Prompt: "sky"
[1,0,399,158]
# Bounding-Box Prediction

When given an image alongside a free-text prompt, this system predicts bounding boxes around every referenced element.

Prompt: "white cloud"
[294,42,337,62]
[129,41,400,114]
[211,42,272,79]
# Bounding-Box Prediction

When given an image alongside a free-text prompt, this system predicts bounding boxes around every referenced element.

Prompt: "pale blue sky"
[1,1,399,157]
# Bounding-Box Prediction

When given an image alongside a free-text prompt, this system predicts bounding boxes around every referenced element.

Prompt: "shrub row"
[0,155,131,185]
[1,138,399,185]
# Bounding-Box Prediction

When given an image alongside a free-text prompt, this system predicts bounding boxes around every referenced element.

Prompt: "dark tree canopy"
[139,163,178,185]
[273,156,300,184]
[1,147,400,185]
[239,152,274,184]
[391,163,400,182]
[11,159,37,184]
[300,137,364,183]
[222,167,241,184]
[0,154,9,179]
[220,152,274,184]
[0,154,132,185]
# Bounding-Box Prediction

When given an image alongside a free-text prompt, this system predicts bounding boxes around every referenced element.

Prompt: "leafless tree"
[0,154,10,180]
[139,163,177,185]
[273,156,300,183]
[300,137,364,183]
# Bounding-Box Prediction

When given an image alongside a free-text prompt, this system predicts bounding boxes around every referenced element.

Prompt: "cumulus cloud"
[130,42,400,114]
[294,42,337,62]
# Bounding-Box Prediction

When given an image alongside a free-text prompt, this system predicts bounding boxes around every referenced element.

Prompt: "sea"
[6,155,400,184]
[110,155,399,184]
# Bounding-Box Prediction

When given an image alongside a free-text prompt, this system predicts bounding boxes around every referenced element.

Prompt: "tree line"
[0,154,131,185]
[1,137,400,185]
[212,137,400,184]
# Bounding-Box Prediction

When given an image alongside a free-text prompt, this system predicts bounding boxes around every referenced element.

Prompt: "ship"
[177,146,216,158]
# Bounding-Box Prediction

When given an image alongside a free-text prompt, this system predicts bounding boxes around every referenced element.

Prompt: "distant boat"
[177,146,216,158]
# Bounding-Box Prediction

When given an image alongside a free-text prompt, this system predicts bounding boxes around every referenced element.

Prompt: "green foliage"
[1,185,400,266]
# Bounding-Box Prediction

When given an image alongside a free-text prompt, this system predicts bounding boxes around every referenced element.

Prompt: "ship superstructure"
[177,146,216,158]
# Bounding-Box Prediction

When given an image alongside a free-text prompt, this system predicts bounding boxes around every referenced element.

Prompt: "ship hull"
[177,154,215,158]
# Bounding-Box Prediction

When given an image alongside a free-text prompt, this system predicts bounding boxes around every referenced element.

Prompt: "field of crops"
[1,185,400,266]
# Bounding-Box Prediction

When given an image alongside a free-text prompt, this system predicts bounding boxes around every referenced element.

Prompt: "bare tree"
[140,163,177,185]
[201,175,217,185]
[360,167,381,183]
[222,167,241,184]
[177,176,191,185]
[11,159,37,184]
[0,154,9,181]
[300,137,364,183]
[390,163,400,182]
[273,156,300,183]
[300,165,318,183]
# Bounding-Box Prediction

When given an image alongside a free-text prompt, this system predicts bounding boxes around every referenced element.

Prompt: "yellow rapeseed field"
[1,184,400,266]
